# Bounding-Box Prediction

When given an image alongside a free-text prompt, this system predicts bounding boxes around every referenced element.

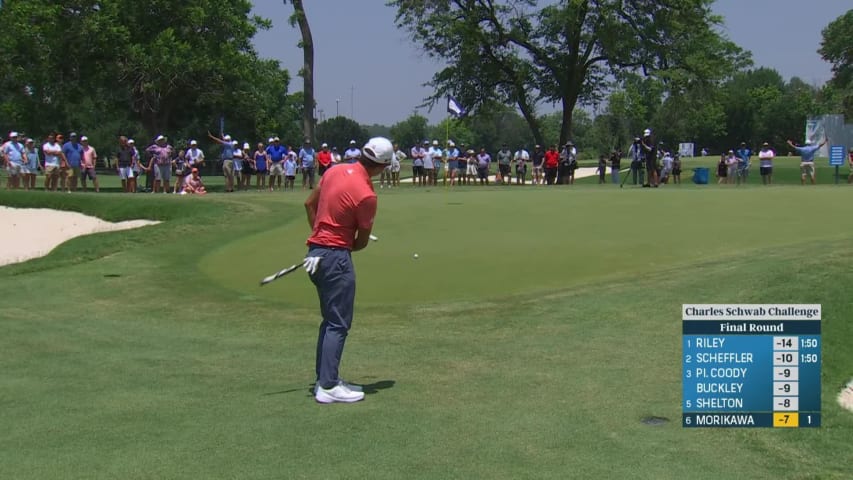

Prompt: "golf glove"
[303,256,321,275]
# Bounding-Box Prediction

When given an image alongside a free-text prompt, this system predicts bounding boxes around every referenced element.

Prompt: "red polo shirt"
[544,150,559,168]
[307,162,377,250]
[317,150,332,167]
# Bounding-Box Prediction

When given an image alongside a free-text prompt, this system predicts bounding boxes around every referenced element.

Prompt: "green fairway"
[1,184,852,479]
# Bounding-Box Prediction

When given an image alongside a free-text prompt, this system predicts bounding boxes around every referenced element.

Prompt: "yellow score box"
[773,412,799,427]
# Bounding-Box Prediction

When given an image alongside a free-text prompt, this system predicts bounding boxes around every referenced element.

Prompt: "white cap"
[156,135,166,142]
[349,139,356,145]
[362,137,394,165]
[224,134,232,141]
[447,140,455,147]
[9,131,19,138]
[267,137,274,143]
[190,139,198,145]
[322,143,328,148]
[231,140,238,146]
[432,140,439,146]
[273,136,280,142]
[243,142,250,149]
[804,139,812,145]
[80,136,89,142]
[643,128,651,136]
[128,139,135,144]
[25,138,34,143]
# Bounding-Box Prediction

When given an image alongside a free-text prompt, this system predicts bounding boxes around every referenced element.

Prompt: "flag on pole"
[447,97,466,118]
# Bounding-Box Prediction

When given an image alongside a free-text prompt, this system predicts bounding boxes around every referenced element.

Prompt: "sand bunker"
[0,206,160,267]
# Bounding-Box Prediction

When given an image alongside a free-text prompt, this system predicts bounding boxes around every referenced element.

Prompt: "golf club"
[260,259,307,286]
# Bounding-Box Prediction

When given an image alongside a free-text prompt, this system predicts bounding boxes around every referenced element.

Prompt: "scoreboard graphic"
[682,304,821,428]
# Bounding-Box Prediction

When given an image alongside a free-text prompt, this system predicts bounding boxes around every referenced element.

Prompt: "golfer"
[787,138,827,185]
[303,136,393,404]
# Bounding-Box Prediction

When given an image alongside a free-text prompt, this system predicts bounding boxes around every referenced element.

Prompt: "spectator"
[787,138,827,185]
[465,148,478,185]
[610,149,622,184]
[848,148,853,184]
[343,140,361,164]
[331,146,342,164]
[531,145,544,186]
[558,141,577,185]
[254,142,268,191]
[410,141,426,187]
[628,137,644,186]
[496,143,512,185]
[735,142,752,185]
[2,132,25,189]
[445,141,460,186]
[240,142,253,190]
[544,144,559,185]
[24,138,39,190]
[266,137,286,191]
[513,145,529,185]
[476,147,491,185]
[182,168,207,195]
[640,129,658,187]
[725,150,738,185]
[391,143,405,187]
[758,142,775,185]
[455,143,468,186]
[597,155,607,184]
[185,139,205,175]
[172,145,188,194]
[660,151,673,185]
[62,132,84,192]
[424,140,440,186]
[672,154,682,184]
[79,136,99,192]
[42,133,64,192]
[116,136,137,193]
[145,135,175,194]
[716,154,727,185]
[208,132,235,192]
[317,143,333,176]
[284,150,298,190]
[298,140,317,189]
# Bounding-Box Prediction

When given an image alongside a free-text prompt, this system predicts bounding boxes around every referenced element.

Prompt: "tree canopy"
[819,9,853,117]
[0,0,297,150]
[389,0,749,146]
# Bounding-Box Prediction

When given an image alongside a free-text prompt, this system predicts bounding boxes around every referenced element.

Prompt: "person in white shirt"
[758,142,775,185]
[185,140,205,173]
[392,144,405,187]
[427,140,442,186]
[513,146,530,185]
[344,140,361,164]
[410,141,427,187]
[445,141,460,186]
[42,133,65,191]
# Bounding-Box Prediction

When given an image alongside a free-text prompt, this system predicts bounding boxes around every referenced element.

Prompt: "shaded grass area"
[1,187,852,479]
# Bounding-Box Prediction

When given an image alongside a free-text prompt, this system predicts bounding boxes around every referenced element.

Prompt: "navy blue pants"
[308,245,356,389]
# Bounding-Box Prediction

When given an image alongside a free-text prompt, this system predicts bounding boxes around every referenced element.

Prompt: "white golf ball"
[413,253,419,259]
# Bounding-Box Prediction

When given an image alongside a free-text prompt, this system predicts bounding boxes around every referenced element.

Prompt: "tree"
[818,9,853,117]
[428,118,475,149]
[287,0,316,144]
[389,113,429,149]
[0,0,288,150]
[316,116,369,151]
[390,0,749,145]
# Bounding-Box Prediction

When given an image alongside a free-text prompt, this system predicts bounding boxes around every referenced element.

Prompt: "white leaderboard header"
[683,304,821,321]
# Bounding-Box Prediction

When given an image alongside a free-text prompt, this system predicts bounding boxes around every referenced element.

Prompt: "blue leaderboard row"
[682,304,821,428]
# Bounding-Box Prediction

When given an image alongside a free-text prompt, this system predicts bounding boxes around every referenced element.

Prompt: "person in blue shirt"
[735,142,752,185]
[208,131,236,192]
[298,140,316,189]
[2,132,25,189]
[265,137,287,191]
[787,138,827,185]
[62,132,85,192]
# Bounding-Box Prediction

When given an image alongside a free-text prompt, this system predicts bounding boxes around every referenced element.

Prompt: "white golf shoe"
[315,383,364,404]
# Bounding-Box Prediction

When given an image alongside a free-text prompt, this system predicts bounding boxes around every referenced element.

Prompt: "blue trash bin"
[692,167,709,185]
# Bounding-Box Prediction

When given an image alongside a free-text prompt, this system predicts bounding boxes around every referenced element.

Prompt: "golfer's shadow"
[263,380,396,396]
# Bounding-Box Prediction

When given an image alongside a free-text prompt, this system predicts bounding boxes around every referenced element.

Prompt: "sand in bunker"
[0,206,160,267]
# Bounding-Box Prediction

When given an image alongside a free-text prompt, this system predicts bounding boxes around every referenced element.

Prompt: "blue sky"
[251,1,849,126]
